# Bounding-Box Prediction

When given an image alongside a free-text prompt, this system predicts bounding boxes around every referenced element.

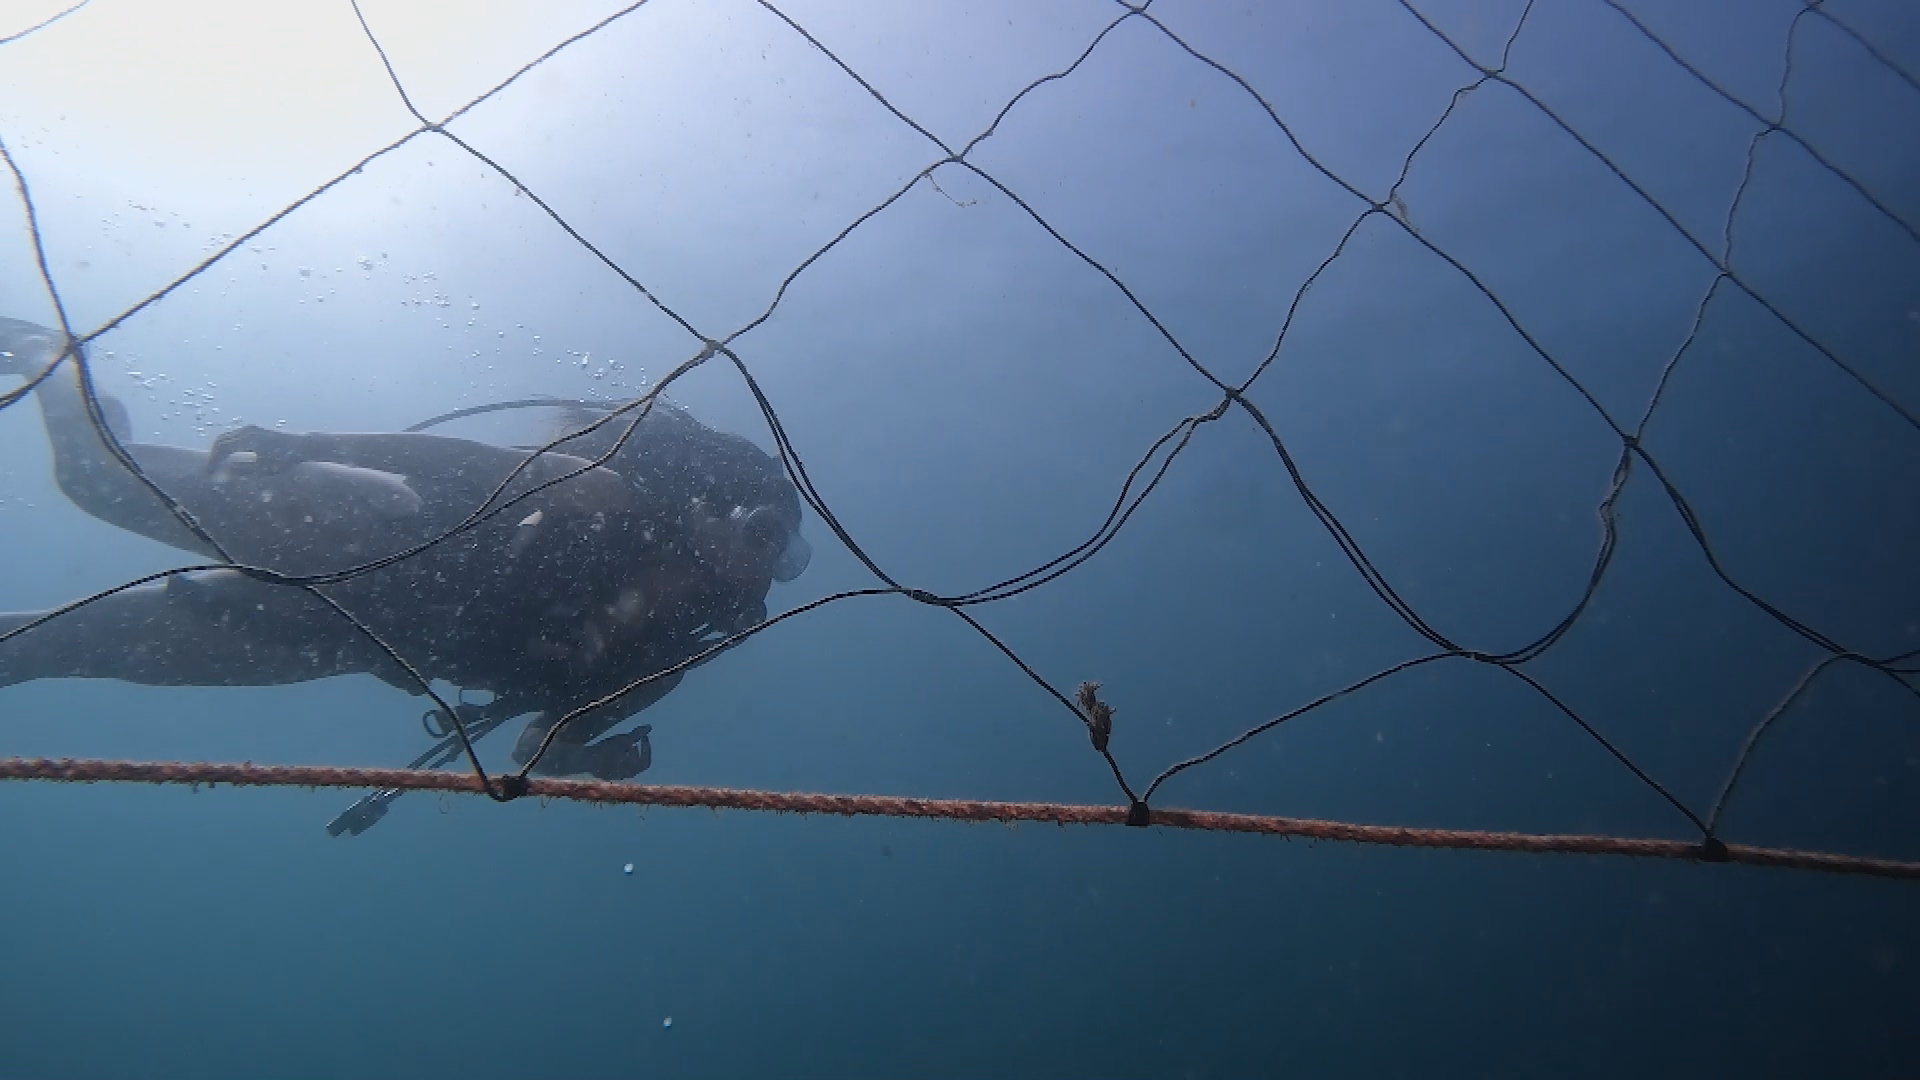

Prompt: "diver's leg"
[0,317,221,558]
[0,574,406,690]
[1,318,428,566]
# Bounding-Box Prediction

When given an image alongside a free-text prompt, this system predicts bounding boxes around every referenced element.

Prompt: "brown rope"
[3,756,1913,881]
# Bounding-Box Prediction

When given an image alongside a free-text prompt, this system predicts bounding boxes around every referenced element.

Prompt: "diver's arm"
[518,722,652,780]
[506,597,765,779]
[563,634,747,778]
[511,669,685,779]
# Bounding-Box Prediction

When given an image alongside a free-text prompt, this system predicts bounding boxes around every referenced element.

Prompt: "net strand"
[1812,5,1920,96]
[1710,654,1920,834]
[1600,0,1916,248]
[1394,0,1920,434]
[0,0,88,48]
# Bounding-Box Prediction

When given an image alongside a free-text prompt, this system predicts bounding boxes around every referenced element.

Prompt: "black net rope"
[1,0,1915,877]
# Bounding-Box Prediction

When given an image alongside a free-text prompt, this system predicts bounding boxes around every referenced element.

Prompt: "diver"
[0,315,811,781]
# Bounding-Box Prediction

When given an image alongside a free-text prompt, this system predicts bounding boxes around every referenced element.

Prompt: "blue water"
[1,1,1916,1076]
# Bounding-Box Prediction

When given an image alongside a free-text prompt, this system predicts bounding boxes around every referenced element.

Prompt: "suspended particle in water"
[623,862,634,875]
[662,1017,672,1029]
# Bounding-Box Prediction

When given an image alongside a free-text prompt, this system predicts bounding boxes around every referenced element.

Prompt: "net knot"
[1125,799,1152,827]
[903,587,944,606]
[1697,834,1730,863]
[492,773,531,802]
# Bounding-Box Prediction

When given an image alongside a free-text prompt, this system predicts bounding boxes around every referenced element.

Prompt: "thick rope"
[2,757,1913,882]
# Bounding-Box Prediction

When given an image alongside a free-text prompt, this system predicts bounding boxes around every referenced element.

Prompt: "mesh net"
[0,0,1916,879]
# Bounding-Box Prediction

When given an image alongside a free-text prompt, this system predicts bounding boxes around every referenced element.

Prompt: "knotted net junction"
[0,0,1915,880]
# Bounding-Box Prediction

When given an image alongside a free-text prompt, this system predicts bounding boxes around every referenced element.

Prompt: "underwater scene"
[1,1,1916,1077]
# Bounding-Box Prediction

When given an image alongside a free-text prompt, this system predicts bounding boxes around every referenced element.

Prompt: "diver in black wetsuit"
[0,315,811,781]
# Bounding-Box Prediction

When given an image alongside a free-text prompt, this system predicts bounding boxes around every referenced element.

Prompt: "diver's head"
[682,496,810,599]
[554,400,811,592]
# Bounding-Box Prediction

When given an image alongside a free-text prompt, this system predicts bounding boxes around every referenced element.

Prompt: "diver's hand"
[207,424,307,476]
[582,725,653,782]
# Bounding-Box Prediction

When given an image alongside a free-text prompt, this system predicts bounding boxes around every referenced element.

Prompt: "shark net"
[0,0,1916,880]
